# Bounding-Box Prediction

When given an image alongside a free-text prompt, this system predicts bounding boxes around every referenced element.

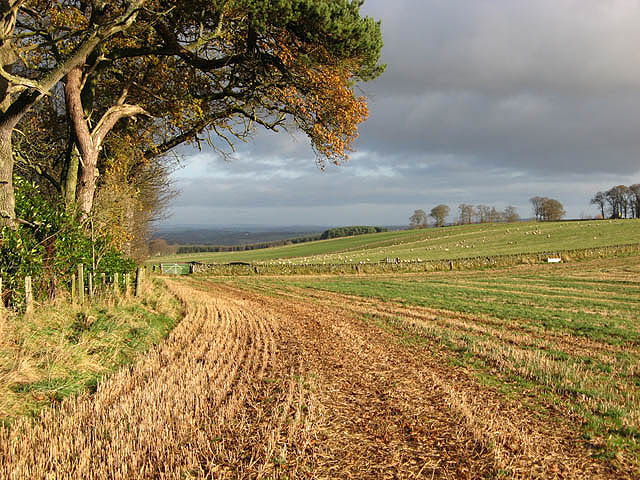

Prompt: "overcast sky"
[165,0,640,228]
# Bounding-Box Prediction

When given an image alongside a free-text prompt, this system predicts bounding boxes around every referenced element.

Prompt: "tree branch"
[154,21,246,71]
[92,103,148,147]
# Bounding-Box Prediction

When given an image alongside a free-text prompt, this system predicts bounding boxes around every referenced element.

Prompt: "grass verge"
[0,277,182,422]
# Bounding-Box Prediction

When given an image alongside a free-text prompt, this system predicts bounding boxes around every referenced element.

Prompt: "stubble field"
[1,253,638,478]
[212,255,640,477]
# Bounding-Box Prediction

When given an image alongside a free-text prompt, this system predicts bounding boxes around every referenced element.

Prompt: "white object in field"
[547,257,562,263]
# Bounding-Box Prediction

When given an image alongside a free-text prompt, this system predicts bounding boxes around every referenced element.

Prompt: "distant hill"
[152,226,328,246]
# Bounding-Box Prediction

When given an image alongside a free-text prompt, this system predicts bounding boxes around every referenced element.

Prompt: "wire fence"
[0,264,147,313]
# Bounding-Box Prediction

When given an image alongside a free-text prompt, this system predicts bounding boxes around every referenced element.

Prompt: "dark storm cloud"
[365,0,640,96]
[357,0,640,175]
[165,0,640,226]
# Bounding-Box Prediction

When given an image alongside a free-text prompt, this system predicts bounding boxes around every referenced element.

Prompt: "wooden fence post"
[88,273,94,300]
[71,274,76,303]
[113,272,119,294]
[135,267,143,297]
[124,273,130,296]
[25,276,33,314]
[0,276,3,311]
[77,264,85,304]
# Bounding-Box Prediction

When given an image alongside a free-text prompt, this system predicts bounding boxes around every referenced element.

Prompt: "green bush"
[0,177,134,307]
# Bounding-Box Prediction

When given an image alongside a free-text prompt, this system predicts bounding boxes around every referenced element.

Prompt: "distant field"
[150,219,640,265]
[220,255,640,471]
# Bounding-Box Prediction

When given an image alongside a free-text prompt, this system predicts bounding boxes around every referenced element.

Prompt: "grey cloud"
[364,0,640,95]
[355,0,640,175]
[358,91,640,174]
[164,0,640,226]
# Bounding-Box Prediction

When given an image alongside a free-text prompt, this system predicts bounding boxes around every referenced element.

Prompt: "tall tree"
[1,0,385,228]
[430,204,449,227]
[590,191,606,219]
[476,204,491,223]
[605,185,629,219]
[488,206,503,223]
[530,196,545,221]
[541,198,565,221]
[458,203,475,225]
[630,184,640,219]
[503,205,519,223]
[624,186,636,219]
[64,65,148,215]
[0,1,146,228]
[409,209,427,229]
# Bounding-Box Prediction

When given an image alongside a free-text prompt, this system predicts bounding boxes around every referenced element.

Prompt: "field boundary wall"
[186,243,640,276]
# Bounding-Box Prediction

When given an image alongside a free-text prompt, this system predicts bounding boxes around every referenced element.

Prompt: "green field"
[215,255,640,469]
[152,219,640,265]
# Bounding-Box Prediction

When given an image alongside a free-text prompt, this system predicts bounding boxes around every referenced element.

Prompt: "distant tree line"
[529,197,566,222]
[176,235,323,254]
[410,204,520,228]
[153,226,389,256]
[590,185,640,219]
[458,204,521,224]
[319,226,388,239]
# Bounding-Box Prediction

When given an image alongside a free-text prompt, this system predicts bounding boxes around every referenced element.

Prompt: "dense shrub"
[0,177,134,307]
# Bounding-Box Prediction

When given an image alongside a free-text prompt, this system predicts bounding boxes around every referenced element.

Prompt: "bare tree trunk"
[63,146,80,209]
[65,66,147,216]
[65,67,95,216]
[0,1,19,228]
[76,149,99,214]
[0,126,14,228]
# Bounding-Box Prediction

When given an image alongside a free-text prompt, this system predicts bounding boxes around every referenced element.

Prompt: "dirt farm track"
[0,278,632,479]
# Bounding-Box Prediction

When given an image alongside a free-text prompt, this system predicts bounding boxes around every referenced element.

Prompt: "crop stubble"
[0,276,628,479]
[0,281,314,479]
[205,281,623,479]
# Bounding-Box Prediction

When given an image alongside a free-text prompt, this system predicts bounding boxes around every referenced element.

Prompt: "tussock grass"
[0,278,181,422]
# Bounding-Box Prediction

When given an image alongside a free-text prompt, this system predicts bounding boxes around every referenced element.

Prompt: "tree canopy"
[0,0,384,239]
[530,197,565,222]
[409,209,427,229]
[429,204,449,227]
[320,225,387,239]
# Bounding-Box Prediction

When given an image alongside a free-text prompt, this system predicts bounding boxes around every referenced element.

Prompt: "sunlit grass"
[151,219,640,265]
[0,279,181,422]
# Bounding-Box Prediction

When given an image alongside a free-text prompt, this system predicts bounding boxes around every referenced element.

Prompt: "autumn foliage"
[0,0,384,257]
